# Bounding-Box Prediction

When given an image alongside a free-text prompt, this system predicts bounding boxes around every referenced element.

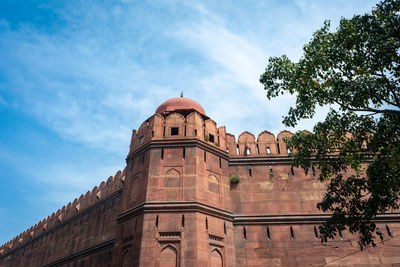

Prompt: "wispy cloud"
[0,0,381,244]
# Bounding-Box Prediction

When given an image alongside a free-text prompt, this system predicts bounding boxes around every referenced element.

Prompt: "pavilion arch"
[135,121,151,148]
[186,112,204,137]
[165,112,185,137]
[238,132,256,156]
[205,119,218,142]
[277,130,294,155]
[159,245,178,267]
[210,248,223,267]
[152,114,165,138]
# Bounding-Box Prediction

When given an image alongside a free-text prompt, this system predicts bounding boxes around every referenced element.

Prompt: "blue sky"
[0,0,380,244]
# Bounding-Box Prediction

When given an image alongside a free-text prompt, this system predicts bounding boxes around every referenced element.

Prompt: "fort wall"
[1,104,400,267]
[0,170,125,267]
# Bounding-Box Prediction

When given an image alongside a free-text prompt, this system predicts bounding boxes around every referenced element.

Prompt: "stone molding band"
[42,239,115,267]
[127,138,230,162]
[117,201,400,225]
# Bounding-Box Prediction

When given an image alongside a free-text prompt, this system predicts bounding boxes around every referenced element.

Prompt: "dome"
[155,97,206,116]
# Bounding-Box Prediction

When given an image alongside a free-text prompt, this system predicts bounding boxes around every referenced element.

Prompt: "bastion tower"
[115,97,235,266]
[1,96,400,267]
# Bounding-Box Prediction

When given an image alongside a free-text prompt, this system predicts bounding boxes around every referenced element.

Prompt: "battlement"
[127,111,305,160]
[0,169,126,255]
[128,111,227,155]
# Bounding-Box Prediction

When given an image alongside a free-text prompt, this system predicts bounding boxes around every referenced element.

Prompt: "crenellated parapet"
[128,111,228,156]
[0,169,126,255]
[225,130,296,157]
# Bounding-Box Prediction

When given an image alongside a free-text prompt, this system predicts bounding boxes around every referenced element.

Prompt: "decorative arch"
[159,245,177,267]
[277,130,294,155]
[186,112,204,137]
[164,169,181,200]
[122,249,130,267]
[210,248,223,267]
[238,131,256,156]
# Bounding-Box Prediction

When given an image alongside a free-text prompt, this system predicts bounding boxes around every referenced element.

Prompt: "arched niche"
[238,132,256,156]
[165,113,185,137]
[277,130,294,155]
[153,114,165,138]
[210,248,223,267]
[186,112,204,137]
[122,249,130,267]
[208,174,220,195]
[257,131,277,155]
[164,169,181,200]
[159,245,177,267]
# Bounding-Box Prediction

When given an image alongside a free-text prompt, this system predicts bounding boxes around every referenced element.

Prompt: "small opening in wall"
[287,148,291,154]
[269,165,273,177]
[224,222,226,235]
[204,150,207,162]
[246,147,251,156]
[248,165,252,177]
[183,148,186,159]
[151,130,154,137]
[243,227,247,240]
[139,136,144,145]
[184,125,186,136]
[290,226,295,239]
[338,229,343,239]
[386,225,393,237]
[312,165,316,176]
[291,166,294,176]
[182,215,185,229]
[155,215,159,230]
[195,129,197,136]
[209,134,215,143]
[256,144,259,154]
[163,126,166,137]
[219,158,222,168]
[171,127,179,136]
[277,143,281,154]
[206,217,208,232]
[237,144,240,155]
[142,153,145,164]
[266,146,271,154]
[161,148,164,160]
[267,226,271,240]
[314,226,319,239]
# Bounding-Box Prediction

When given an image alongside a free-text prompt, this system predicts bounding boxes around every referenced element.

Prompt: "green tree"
[260,0,400,249]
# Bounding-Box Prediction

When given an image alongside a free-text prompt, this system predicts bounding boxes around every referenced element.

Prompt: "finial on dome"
[180,91,183,97]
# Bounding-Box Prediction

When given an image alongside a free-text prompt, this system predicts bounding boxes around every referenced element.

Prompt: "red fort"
[1,97,399,266]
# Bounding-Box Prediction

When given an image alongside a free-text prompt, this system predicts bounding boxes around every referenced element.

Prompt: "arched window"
[246,147,251,156]
[266,146,271,154]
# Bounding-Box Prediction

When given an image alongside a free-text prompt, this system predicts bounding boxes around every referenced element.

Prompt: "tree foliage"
[260,0,400,249]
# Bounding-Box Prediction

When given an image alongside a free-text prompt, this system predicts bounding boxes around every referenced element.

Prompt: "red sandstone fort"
[1,97,399,266]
